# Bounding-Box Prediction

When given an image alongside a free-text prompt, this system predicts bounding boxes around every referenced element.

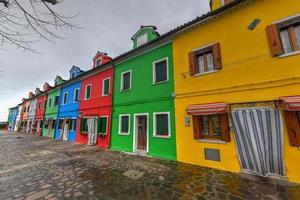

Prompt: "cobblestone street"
[0,132,299,200]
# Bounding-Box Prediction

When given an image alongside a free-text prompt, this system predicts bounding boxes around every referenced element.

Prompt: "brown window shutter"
[188,51,196,76]
[220,113,230,142]
[193,116,204,139]
[212,43,222,70]
[284,111,300,146]
[266,24,283,56]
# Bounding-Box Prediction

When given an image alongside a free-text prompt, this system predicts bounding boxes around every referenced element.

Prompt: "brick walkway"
[0,132,300,200]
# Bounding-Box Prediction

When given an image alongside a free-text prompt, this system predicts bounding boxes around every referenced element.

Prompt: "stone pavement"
[0,132,300,200]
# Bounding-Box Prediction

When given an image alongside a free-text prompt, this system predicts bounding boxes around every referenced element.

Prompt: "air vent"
[204,148,221,162]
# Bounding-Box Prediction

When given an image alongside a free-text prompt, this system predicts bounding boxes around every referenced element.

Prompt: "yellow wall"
[211,0,223,11]
[173,0,300,183]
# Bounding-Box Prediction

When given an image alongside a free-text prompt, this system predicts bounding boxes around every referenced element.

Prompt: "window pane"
[63,93,68,104]
[280,29,292,53]
[98,117,107,134]
[295,25,300,49]
[103,79,110,95]
[122,72,131,90]
[196,55,205,73]
[49,98,52,107]
[86,85,91,99]
[207,53,214,71]
[156,114,169,136]
[211,115,222,136]
[155,60,167,83]
[74,89,79,102]
[202,115,209,135]
[54,96,59,106]
[121,116,129,133]
[52,120,56,130]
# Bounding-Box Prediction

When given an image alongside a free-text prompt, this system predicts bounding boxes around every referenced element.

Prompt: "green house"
[110,26,176,160]
[42,76,65,138]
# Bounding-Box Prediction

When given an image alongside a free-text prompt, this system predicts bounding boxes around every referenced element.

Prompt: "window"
[284,111,300,146]
[189,43,221,76]
[54,96,59,106]
[98,117,108,135]
[39,120,43,129]
[63,92,68,104]
[221,0,234,5]
[96,59,102,67]
[266,15,300,56]
[153,58,168,84]
[68,119,77,131]
[85,84,91,100]
[137,33,148,47]
[102,78,110,96]
[192,113,230,141]
[44,120,48,129]
[119,115,130,135]
[43,100,46,109]
[52,119,57,130]
[153,112,170,138]
[38,102,41,109]
[74,88,79,102]
[80,118,88,133]
[58,119,63,130]
[121,71,131,91]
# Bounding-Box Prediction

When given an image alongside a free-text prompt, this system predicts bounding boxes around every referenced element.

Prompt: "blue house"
[8,106,19,132]
[55,66,84,142]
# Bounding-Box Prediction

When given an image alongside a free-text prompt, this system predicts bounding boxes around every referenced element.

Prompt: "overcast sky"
[0,0,209,121]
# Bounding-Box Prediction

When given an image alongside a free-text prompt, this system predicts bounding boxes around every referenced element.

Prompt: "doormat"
[123,170,144,180]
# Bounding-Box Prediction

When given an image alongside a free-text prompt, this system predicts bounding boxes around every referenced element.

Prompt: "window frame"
[80,118,88,134]
[137,33,148,47]
[73,88,80,102]
[120,70,132,92]
[54,96,59,106]
[48,98,52,108]
[118,114,130,135]
[85,84,92,100]
[63,92,68,105]
[98,116,108,135]
[194,46,215,75]
[153,112,171,138]
[95,58,102,67]
[198,115,222,139]
[152,57,169,84]
[102,77,111,96]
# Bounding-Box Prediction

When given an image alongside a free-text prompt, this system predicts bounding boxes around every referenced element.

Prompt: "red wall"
[35,95,47,119]
[76,53,113,149]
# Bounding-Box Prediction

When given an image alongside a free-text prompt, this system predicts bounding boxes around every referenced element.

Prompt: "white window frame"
[98,116,108,135]
[118,114,130,135]
[85,84,92,100]
[63,92,68,105]
[152,57,169,84]
[153,112,171,138]
[102,77,111,96]
[95,58,102,67]
[137,33,148,47]
[48,98,52,108]
[73,88,80,102]
[133,113,149,153]
[120,70,132,92]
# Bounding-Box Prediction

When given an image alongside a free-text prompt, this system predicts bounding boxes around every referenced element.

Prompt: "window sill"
[278,50,300,58]
[153,80,169,85]
[120,89,131,92]
[197,139,226,144]
[118,133,130,136]
[193,70,219,77]
[153,134,171,139]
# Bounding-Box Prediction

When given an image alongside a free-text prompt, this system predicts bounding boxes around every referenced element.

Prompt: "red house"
[76,52,113,148]
[35,83,52,136]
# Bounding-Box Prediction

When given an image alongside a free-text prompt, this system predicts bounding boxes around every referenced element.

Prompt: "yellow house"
[172,0,300,183]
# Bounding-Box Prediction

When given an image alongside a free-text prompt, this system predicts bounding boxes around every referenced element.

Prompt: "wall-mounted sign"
[184,116,190,127]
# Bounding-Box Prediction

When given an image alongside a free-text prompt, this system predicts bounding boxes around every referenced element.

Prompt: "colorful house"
[35,83,52,136]
[42,76,65,138]
[27,88,41,134]
[14,104,23,131]
[172,0,300,183]
[7,106,18,132]
[110,26,177,160]
[55,66,84,142]
[21,92,33,132]
[77,52,113,148]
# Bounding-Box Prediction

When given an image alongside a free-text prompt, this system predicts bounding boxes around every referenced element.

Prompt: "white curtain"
[87,118,97,145]
[231,109,285,177]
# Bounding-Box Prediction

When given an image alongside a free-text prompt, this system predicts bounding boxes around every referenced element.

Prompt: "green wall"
[111,43,177,160]
[42,88,60,138]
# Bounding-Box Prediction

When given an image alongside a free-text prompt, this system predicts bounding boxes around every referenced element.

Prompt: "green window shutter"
[103,79,110,95]
[98,117,107,134]
[80,119,85,132]
[86,85,91,99]
[121,116,129,133]
[156,114,169,136]
[155,60,167,83]
[123,72,130,90]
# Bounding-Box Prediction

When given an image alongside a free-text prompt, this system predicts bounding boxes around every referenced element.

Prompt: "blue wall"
[56,81,81,142]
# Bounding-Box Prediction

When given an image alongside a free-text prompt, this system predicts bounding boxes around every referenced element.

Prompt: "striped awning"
[280,96,300,111]
[187,102,228,115]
